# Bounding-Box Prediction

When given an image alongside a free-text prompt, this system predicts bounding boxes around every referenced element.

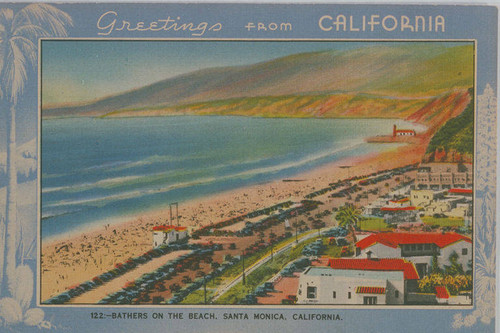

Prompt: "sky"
[41,40,468,107]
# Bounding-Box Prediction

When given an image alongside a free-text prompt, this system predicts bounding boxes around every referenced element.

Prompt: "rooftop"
[152,225,187,232]
[448,188,473,195]
[380,206,416,211]
[435,286,450,299]
[356,232,471,250]
[303,266,404,280]
[326,258,419,280]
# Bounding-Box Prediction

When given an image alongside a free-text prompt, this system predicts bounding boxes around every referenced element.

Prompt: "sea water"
[41,116,422,240]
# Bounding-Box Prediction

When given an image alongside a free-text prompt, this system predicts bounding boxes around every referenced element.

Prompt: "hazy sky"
[41,41,467,107]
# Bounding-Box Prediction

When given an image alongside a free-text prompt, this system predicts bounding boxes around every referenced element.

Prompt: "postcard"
[0,2,497,332]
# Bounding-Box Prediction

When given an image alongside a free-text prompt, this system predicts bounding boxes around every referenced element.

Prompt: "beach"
[41,140,426,301]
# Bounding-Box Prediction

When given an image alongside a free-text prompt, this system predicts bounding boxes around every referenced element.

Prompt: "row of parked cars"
[305,180,351,199]
[43,241,197,304]
[322,226,348,238]
[44,243,190,304]
[192,201,294,237]
[166,255,243,305]
[239,257,311,305]
[302,239,325,257]
[280,257,312,278]
[330,184,362,198]
[238,281,276,305]
[99,244,221,305]
[236,206,301,237]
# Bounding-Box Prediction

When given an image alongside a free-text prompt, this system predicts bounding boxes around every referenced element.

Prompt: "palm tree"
[312,219,325,236]
[0,4,72,296]
[336,204,361,243]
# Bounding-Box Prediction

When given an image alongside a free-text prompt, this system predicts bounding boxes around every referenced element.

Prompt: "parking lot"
[68,250,190,304]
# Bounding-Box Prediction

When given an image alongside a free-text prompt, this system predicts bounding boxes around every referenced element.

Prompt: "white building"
[355,232,472,278]
[296,258,419,305]
[410,189,447,207]
[152,225,188,248]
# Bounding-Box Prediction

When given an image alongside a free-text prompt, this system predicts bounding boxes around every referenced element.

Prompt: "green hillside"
[103,93,432,119]
[425,88,474,161]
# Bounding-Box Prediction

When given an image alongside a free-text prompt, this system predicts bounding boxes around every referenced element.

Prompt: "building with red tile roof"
[355,232,472,278]
[296,257,419,305]
[393,125,416,137]
[152,225,188,248]
[327,258,419,280]
[448,188,473,195]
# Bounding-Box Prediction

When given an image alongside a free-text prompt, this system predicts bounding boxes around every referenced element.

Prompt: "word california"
[319,14,445,32]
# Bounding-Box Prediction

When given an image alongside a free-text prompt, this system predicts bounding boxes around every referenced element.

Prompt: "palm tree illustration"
[335,204,361,243]
[0,4,72,296]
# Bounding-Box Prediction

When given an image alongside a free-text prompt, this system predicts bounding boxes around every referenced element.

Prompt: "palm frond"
[3,39,28,103]
[11,36,36,67]
[0,8,14,98]
[0,4,72,101]
[13,24,49,41]
[13,4,72,38]
[0,8,13,29]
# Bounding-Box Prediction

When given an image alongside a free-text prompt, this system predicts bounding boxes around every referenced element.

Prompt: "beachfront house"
[152,225,188,248]
[296,258,419,305]
[355,232,472,278]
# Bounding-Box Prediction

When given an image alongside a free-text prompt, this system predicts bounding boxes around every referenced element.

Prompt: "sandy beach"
[41,140,426,301]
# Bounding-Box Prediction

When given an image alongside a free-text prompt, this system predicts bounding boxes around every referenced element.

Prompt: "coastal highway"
[211,230,317,302]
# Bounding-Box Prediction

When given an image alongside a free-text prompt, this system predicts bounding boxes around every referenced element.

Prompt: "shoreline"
[41,141,399,245]
[41,140,426,300]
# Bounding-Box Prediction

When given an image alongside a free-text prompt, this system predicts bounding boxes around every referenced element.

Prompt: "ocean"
[41,116,422,240]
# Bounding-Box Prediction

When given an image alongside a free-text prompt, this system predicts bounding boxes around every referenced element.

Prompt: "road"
[211,230,318,301]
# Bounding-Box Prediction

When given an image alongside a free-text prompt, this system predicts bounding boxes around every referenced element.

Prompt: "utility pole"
[169,202,179,226]
[295,225,298,244]
[175,202,179,227]
[204,275,207,304]
[242,251,246,285]
[270,228,274,261]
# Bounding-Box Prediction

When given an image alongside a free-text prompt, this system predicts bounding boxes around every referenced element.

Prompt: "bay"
[41,116,422,239]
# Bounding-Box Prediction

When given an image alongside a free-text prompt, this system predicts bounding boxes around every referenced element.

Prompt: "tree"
[292,221,300,243]
[444,251,464,276]
[430,254,441,275]
[169,283,181,293]
[335,204,361,243]
[312,220,325,236]
[0,4,72,296]
[269,230,276,242]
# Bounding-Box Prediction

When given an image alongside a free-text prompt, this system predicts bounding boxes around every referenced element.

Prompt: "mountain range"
[43,44,473,119]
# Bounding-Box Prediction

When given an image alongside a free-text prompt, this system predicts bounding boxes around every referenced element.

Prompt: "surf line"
[97,11,223,36]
